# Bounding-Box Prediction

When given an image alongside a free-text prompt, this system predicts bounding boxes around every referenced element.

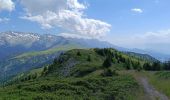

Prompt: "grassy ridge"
[0,44,84,80]
[146,71,170,98]
[0,75,140,100]
[0,48,149,100]
[14,44,83,59]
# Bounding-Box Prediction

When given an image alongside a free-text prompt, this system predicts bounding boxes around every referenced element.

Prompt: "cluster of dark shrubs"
[20,73,38,82]
[96,48,170,72]
[143,61,170,71]
[95,48,142,70]
[42,48,170,77]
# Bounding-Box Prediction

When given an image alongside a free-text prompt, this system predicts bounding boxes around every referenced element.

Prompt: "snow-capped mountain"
[0,32,40,46]
[0,31,119,60]
[0,31,122,80]
[0,31,169,61]
[0,31,169,80]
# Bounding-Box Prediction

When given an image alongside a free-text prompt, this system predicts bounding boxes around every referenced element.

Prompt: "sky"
[0,0,170,54]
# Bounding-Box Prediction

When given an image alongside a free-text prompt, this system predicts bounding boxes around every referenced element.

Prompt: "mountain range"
[0,31,122,80]
[0,31,168,80]
[0,31,122,60]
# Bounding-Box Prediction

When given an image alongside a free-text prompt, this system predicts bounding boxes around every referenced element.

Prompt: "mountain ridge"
[0,31,121,60]
[0,31,162,81]
[0,48,152,100]
[1,31,168,61]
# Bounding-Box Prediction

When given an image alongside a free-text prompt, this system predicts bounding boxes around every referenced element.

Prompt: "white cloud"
[0,17,10,23]
[67,0,86,10]
[0,0,15,12]
[58,33,91,39]
[20,0,111,38]
[131,8,143,13]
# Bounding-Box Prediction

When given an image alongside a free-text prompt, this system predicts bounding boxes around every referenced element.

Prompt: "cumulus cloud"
[131,8,143,13]
[20,0,111,38]
[0,0,15,12]
[0,17,10,23]
[58,33,91,39]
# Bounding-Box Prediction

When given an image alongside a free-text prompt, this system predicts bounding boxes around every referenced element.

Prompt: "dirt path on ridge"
[138,75,169,100]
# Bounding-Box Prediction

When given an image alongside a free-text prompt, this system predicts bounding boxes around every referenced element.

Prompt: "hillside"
[45,48,147,77]
[0,31,121,80]
[0,48,152,100]
[0,32,163,82]
[125,52,158,62]
[0,31,118,60]
[0,44,83,81]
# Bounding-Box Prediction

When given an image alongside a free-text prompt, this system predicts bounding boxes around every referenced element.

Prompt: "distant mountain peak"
[1,31,168,61]
[0,31,121,60]
[0,31,40,47]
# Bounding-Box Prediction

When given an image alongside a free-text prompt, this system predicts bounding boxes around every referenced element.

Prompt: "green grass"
[9,67,44,83]
[0,75,140,100]
[0,48,151,100]
[14,44,83,59]
[145,71,170,98]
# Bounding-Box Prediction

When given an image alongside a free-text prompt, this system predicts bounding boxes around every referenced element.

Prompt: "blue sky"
[0,0,170,53]
[83,0,170,34]
[1,0,170,34]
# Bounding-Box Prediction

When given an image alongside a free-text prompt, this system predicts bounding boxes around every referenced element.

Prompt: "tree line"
[95,48,170,71]
[143,61,170,71]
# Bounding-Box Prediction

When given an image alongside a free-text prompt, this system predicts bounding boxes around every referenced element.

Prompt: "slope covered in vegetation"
[145,71,170,98]
[0,48,151,100]
[0,44,83,81]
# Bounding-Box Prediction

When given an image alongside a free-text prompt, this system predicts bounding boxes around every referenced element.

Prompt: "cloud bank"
[20,0,111,38]
[0,0,15,12]
[110,29,170,54]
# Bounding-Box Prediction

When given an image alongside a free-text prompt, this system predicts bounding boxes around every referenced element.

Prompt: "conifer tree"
[103,56,112,68]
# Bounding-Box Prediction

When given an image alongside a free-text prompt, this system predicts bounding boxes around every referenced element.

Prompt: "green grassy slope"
[14,44,84,59]
[0,76,140,100]
[0,44,84,80]
[125,52,158,62]
[146,71,170,98]
[0,48,151,100]
[46,48,150,76]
